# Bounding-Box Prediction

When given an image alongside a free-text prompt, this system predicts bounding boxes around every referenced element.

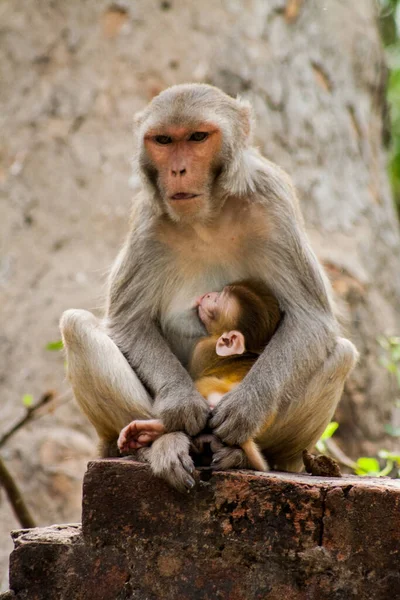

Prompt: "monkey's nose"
[171,168,186,176]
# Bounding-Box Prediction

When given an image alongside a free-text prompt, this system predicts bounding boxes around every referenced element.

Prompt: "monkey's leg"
[60,309,196,491]
[262,337,358,473]
[60,309,154,445]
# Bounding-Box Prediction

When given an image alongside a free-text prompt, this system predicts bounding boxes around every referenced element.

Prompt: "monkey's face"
[196,289,239,335]
[143,124,223,222]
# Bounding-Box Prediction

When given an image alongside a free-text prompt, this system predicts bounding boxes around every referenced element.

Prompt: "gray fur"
[60,84,358,491]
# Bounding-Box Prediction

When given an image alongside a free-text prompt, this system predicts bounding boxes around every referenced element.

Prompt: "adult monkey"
[60,84,358,492]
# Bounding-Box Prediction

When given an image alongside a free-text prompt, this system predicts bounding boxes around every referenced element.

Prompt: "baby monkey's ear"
[215,331,246,357]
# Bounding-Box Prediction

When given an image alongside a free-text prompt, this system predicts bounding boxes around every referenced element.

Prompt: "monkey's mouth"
[170,193,200,200]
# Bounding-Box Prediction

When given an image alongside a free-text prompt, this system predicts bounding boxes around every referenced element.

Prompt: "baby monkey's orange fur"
[191,280,281,470]
[118,280,281,471]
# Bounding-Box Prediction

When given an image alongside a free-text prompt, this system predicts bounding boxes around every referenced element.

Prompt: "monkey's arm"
[107,314,210,435]
[106,236,209,436]
[210,189,339,445]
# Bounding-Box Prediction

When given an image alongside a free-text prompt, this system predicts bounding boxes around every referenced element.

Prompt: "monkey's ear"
[216,331,246,357]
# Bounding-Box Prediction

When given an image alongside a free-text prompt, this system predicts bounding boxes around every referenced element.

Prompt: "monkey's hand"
[149,432,196,493]
[155,386,210,436]
[209,386,266,445]
[118,419,166,452]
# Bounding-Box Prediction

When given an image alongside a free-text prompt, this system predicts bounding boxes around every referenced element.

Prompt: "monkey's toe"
[211,447,249,471]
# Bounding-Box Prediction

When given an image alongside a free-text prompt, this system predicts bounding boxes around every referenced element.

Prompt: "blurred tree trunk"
[5,0,399,587]
[1,0,400,471]
[206,0,400,457]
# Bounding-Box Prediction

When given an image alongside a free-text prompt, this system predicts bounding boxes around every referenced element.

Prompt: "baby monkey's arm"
[118,419,166,452]
[117,381,223,453]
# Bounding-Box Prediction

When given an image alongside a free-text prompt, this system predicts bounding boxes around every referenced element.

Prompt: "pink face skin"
[195,288,239,332]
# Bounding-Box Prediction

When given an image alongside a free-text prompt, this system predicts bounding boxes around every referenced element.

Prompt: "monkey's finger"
[170,454,196,491]
[168,462,195,493]
[190,434,207,454]
[182,400,210,436]
[121,440,144,450]
[117,430,129,450]
[214,428,241,446]
[190,439,203,454]
[117,422,140,448]
[209,436,225,453]
[211,448,244,470]
[208,410,224,431]
[179,452,195,476]
[135,419,165,433]
[209,412,242,444]
[209,420,231,441]
[135,434,155,446]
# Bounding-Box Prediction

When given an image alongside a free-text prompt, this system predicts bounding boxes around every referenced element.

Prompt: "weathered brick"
[9,525,129,600]
[82,460,324,553]
[5,460,400,600]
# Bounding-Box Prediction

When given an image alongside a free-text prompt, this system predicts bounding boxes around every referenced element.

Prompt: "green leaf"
[386,361,398,374]
[46,340,64,351]
[378,449,400,463]
[355,457,380,475]
[377,336,390,350]
[320,421,339,441]
[391,346,400,361]
[22,394,34,407]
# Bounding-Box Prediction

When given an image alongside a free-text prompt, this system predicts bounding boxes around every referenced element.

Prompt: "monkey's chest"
[169,233,249,275]
[157,203,270,274]
[159,266,244,364]
[157,207,271,363]
[160,255,269,364]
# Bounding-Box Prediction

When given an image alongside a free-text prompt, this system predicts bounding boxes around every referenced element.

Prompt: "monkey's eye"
[189,132,209,142]
[154,135,173,145]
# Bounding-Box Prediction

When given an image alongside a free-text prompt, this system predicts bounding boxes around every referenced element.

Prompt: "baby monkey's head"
[196,279,281,357]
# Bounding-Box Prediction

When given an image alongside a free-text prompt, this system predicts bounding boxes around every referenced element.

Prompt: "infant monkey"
[118,280,281,471]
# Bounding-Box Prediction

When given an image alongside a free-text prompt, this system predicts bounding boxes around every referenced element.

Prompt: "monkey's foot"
[121,447,152,464]
[191,433,224,454]
[211,446,251,470]
[150,432,196,493]
[190,433,225,467]
[302,449,342,477]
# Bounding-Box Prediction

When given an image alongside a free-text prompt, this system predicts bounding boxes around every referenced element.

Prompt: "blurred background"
[1,0,400,590]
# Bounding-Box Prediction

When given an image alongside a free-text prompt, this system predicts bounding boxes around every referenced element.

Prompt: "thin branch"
[0,456,36,528]
[325,437,358,470]
[0,391,54,449]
